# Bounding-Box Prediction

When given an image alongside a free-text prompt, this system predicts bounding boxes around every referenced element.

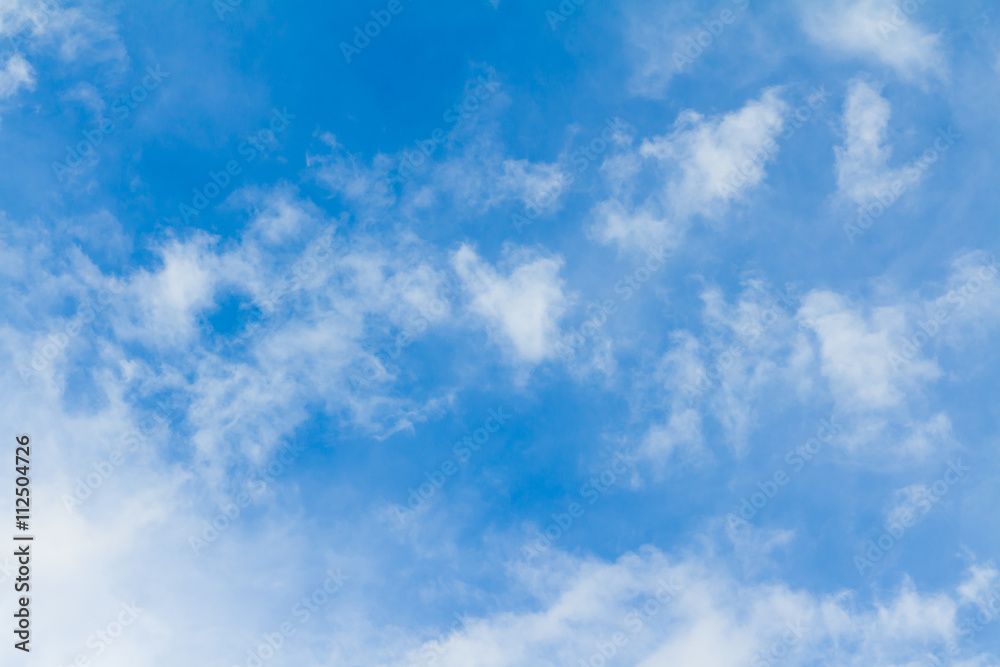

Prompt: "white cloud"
[885,482,932,528]
[793,250,1000,427]
[0,0,44,37]
[0,52,34,99]
[648,248,1000,461]
[640,408,704,465]
[15,275,986,666]
[306,69,572,225]
[494,158,567,209]
[593,88,787,252]
[334,549,990,667]
[640,283,807,457]
[452,244,569,365]
[642,87,787,218]
[121,236,220,346]
[39,3,129,66]
[835,80,895,204]
[59,80,105,115]
[801,0,946,80]
[797,289,940,412]
[899,412,954,457]
[592,199,680,255]
[623,3,693,99]
[176,226,456,468]
[0,0,128,66]
[8,186,463,479]
[308,133,397,215]
[623,2,756,99]
[229,183,324,245]
[415,139,567,216]
[927,250,1000,346]
[639,269,985,461]
[956,564,999,609]
[833,80,932,207]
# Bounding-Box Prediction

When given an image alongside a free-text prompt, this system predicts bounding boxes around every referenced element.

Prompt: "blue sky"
[3,0,1000,665]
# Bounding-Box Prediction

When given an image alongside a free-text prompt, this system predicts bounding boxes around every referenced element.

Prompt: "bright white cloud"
[416,138,567,216]
[623,3,692,99]
[898,412,954,458]
[592,199,680,255]
[346,549,991,667]
[308,133,397,216]
[957,564,999,608]
[640,268,989,460]
[797,290,940,412]
[594,88,787,252]
[835,80,896,204]
[0,0,44,37]
[641,87,787,218]
[231,184,323,245]
[121,236,221,346]
[9,186,462,480]
[801,0,946,80]
[452,244,569,365]
[495,158,567,209]
[833,79,934,208]
[0,52,33,98]
[640,407,704,465]
[640,283,808,456]
[927,250,1000,346]
[0,0,128,66]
